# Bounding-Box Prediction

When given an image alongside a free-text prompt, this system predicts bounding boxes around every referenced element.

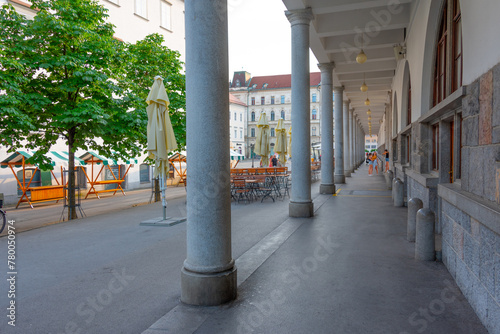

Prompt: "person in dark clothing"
[271,156,278,167]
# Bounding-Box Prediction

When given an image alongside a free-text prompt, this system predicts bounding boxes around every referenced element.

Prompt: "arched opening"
[392,92,398,137]
[401,61,411,127]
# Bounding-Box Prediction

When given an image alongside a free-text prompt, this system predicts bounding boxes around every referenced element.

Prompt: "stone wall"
[440,62,500,333]
[462,63,500,204]
[441,198,500,333]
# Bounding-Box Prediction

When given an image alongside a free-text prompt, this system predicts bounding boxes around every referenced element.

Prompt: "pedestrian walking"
[383,149,389,172]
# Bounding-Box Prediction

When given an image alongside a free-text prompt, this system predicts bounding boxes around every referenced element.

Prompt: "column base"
[320,183,336,194]
[289,201,314,218]
[181,266,237,306]
[334,174,345,184]
[345,170,352,177]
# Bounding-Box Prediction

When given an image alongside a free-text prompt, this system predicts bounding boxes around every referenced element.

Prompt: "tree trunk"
[67,129,77,220]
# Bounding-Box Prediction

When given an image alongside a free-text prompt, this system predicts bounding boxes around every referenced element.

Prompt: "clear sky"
[227,0,319,79]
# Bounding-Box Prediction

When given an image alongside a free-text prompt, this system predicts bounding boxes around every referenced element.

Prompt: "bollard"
[394,178,404,207]
[386,170,394,190]
[407,198,423,242]
[415,208,435,261]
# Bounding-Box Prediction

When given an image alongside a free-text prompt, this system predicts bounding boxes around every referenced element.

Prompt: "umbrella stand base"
[140,217,187,227]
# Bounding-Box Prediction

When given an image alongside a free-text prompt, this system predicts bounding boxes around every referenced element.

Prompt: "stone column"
[181,0,237,306]
[286,8,314,218]
[343,100,351,177]
[349,109,355,173]
[318,63,335,194]
[353,114,358,169]
[334,86,345,184]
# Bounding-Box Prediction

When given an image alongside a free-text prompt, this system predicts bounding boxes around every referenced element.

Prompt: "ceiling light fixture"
[356,34,367,64]
[367,109,371,115]
[360,73,368,92]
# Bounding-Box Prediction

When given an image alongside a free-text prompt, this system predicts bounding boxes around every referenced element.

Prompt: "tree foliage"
[0,0,185,218]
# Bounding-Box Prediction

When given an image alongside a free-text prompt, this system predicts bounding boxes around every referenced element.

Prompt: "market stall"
[79,151,137,199]
[0,151,84,209]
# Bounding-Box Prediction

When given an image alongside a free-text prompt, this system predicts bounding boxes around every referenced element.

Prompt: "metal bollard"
[386,170,394,190]
[393,178,404,207]
[407,198,423,242]
[415,208,435,261]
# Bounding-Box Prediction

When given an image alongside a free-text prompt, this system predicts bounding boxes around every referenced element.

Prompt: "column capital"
[343,100,350,108]
[333,86,344,93]
[317,62,335,73]
[285,8,314,26]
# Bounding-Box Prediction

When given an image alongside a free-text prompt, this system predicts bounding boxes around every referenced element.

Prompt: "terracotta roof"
[248,72,321,90]
[229,93,246,106]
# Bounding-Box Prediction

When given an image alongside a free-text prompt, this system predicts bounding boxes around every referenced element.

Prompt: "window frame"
[261,96,265,105]
[140,164,150,183]
[135,0,148,19]
[160,0,172,31]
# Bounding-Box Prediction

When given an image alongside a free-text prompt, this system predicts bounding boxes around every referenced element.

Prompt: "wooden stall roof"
[79,151,138,165]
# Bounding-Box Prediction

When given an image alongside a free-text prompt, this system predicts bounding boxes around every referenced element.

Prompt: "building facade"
[229,93,246,156]
[230,71,323,158]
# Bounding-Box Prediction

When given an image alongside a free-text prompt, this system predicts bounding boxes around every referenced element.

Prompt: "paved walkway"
[0,164,487,334]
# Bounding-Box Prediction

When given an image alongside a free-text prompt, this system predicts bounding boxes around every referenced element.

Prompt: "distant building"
[365,135,378,152]
[229,71,325,158]
[229,94,247,156]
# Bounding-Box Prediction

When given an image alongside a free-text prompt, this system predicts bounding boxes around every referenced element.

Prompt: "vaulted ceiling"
[282,0,413,135]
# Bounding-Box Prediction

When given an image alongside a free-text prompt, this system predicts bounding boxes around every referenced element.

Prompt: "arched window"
[312,93,317,103]
[312,109,317,120]
[270,110,275,121]
[251,128,255,137]
[433,0,462,106]
[452,0,462,91]
[281,110,285,119]
[407,78,411,126]
[271,128,275,137]
[251,111,255,122]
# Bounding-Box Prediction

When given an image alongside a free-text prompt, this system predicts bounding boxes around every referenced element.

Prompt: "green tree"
[0,0,185,218]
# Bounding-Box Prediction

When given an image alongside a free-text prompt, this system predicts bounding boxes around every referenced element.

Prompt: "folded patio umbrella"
[146,76,177,179]
[146,76,177,219]
[253,113,270,167]
[274,119,287,165]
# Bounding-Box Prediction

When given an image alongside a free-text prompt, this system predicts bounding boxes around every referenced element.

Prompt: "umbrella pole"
[161,169,167,220]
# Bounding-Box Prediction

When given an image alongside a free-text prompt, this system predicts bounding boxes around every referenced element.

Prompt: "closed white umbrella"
[146,76,178,219]
[274,119,287,165]
[253,113,270,166]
